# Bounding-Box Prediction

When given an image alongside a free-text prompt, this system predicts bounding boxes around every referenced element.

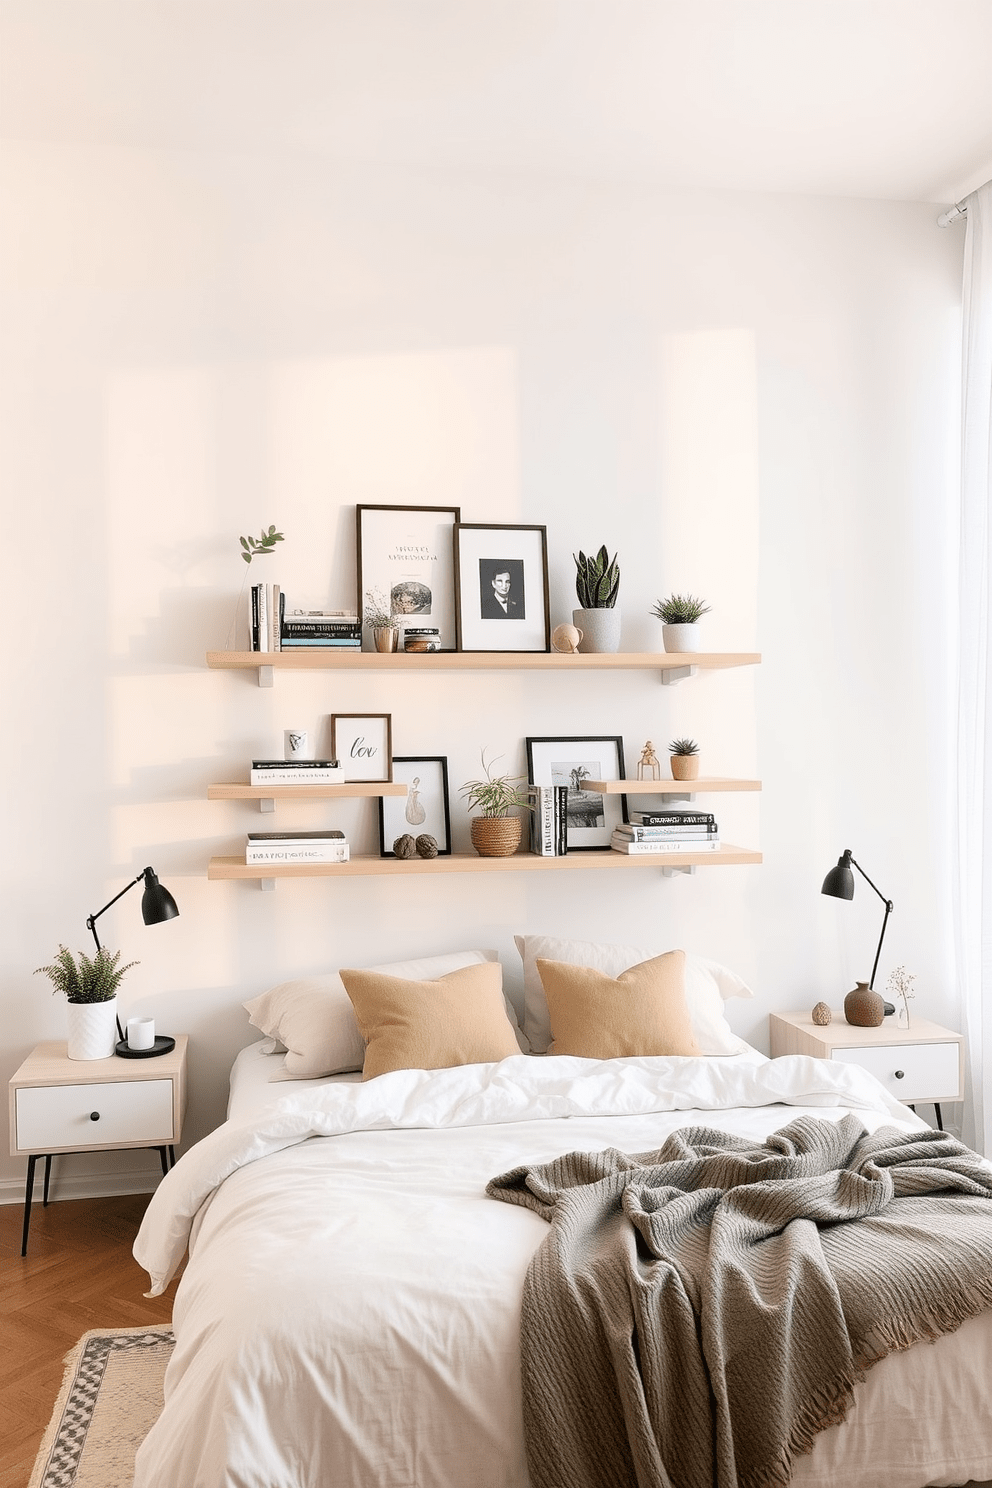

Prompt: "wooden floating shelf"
[584,777,761,794]
[206,649,760,686]
[208,846,762,881]
[208,782,407,801]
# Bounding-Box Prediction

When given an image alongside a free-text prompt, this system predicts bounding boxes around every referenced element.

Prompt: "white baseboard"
[0,1168,161,1205]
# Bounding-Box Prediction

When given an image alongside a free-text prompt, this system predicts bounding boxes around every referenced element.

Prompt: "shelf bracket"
[257,665,274,688]
[662,864,696,877]
[661,665,698,686]
[259,797,276,813]
[259,877,276,892]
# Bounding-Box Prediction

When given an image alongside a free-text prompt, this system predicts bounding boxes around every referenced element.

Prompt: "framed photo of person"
[356,505,461,651]
[525,735,628,850]
[330,714,393,782]
[378,756,451,857]
[453,523,550,653]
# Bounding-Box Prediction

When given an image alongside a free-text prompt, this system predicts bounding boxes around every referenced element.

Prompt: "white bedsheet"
[134,1053,992,1488]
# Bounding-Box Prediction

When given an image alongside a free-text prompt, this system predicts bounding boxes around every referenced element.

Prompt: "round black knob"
[89,1110,101,1121]
[894,1071,905,1080]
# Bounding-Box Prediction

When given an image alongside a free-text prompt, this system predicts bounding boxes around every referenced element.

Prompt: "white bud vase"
[67,998,119,1060]
[572,608,621,654]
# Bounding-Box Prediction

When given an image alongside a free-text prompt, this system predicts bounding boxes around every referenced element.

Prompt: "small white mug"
[284,729,311,760]
[127,1017,155,1051]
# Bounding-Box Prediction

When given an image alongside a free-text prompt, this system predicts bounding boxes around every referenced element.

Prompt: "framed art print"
[356,505,460,651]
[453,523,550,652]
[525,736,628,849]
[378,756,451,856]
[330,714,393,782]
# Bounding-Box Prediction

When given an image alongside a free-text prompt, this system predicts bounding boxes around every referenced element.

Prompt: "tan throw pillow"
[340,961,522,1080]
[537,950,702,1059]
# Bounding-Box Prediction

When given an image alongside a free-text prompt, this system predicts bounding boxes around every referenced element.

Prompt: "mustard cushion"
[537,950,702,1059]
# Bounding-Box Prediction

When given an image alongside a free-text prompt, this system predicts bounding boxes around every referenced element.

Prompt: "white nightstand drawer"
[832,1041,960,1103]
[15,1078,174,1152]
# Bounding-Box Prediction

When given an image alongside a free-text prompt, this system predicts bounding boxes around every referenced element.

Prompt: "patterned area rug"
[29,1326,174,1488]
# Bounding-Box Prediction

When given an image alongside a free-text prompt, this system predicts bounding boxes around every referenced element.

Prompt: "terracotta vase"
[670,755,700,781]
[470,816,522,858]
[844,981,885,1028]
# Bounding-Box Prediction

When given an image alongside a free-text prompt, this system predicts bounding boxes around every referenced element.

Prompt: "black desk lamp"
[87,866,179,1052]
[821,849,895,1014]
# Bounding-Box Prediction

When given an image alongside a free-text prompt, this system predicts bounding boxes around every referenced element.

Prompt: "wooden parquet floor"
[0,1191,184,1488]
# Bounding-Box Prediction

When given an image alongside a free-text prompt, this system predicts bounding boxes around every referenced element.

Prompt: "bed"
[132,938,992,1488]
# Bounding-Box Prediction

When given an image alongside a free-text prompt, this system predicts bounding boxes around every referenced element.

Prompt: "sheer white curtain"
[955,180,992,1155]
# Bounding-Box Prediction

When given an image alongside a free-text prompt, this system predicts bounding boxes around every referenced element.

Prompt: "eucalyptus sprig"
[459,750,534,818]
[35,945,138,1005]
[239,525,285,564]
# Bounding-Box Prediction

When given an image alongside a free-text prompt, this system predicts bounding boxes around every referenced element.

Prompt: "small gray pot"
[573,607,621,653]
[661,622,700,653]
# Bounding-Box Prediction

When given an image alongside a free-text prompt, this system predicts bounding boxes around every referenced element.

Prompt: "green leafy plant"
[651,593,711,625]
[239,525,285,564]
[668,737,700,757]
[573,546,620,609]
[459,750,534,818]
[362,588,395,629]
[35,945,138,1004]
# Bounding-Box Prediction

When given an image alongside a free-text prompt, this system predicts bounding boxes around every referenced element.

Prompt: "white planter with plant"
[36,945,137,1060]
[651,593,711,653]
[460,751,533,858]
[572,546,621,653]
[669,737,701,781]
[363,589,400,652]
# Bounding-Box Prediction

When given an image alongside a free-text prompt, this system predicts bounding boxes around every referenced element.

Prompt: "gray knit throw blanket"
[487,1114,992,1488]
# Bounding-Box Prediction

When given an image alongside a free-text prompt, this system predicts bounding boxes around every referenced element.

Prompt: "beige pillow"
[340,961,521,1080]
[537,950,702,1059]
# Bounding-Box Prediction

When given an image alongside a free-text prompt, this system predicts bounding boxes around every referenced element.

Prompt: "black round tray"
[115,1035,176,1059]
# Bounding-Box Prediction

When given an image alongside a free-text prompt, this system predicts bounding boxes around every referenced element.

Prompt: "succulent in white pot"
[36,945,137,1060]
[651,593,711,653]
[572,546,621,653]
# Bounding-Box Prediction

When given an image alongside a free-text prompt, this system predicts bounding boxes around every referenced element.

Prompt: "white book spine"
[249,769,346,786]
[257,583,269,653]
[246,845,350,864]
[611,836,721,854]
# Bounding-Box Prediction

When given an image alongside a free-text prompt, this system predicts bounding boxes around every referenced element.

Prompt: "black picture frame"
[378,757,452,857]
[330,713,393,782]
[525,735,628,850]
[453,523,550,652]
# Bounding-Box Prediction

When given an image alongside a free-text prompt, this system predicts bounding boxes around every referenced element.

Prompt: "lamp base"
[115,1035,176,1059]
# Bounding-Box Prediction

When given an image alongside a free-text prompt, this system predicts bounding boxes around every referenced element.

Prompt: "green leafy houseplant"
[573,547,620,609]
[239,525,285,564]
[459,751,533,817]
[651,594,711,624]
[35,945,138,1004]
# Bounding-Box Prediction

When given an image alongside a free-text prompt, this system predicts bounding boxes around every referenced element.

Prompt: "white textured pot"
[67,998,118,1060]
[573,607,621,654]
[661,622,700,653]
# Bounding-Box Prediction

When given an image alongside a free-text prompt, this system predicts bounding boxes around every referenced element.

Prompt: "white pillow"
[513,933,753,1056]
[245,949,527,1078]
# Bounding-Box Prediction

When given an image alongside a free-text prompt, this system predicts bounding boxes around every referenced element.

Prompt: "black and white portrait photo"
[478,559,525,620]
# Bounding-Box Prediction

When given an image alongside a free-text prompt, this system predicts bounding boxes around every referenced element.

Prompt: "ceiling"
[3,0,992,204]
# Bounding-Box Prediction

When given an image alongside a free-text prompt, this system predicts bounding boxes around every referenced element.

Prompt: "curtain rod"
[937,202,968,228]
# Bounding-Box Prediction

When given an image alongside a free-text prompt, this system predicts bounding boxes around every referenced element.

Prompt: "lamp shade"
[141,868,179,926]
[821,851,855,900]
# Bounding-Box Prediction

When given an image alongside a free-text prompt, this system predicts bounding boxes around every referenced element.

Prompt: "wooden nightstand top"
[10,1036,189,1089]
[769,1012,960,1050]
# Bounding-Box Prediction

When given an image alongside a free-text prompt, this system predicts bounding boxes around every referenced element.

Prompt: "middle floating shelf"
[208,782,407,801]
[584,777,761,794]
[208,846,762,881]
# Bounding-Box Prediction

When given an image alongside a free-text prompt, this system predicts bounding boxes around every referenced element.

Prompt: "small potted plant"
[668,737,700,782]
[363,589,399,652]
[36,945,137,1060]
[459,750,533,857]
[651,593,711,653]
[572,546,621,654]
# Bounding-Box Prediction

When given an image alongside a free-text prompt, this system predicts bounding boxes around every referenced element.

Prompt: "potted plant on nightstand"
[651,593,711,653]
[572,546,621,653]
[35,945,137,1060]
[460,751,533,857]
[668,737,701,781]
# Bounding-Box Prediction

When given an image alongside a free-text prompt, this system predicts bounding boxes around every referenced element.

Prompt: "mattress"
[136,1052,992,1488]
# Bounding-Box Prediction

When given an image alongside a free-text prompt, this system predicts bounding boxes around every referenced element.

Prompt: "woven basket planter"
[470,816,522,858]
[670,755,700,781]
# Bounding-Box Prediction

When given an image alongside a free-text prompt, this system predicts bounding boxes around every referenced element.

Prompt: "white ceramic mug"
[284,729,311,760]
[127,1017,155,1050]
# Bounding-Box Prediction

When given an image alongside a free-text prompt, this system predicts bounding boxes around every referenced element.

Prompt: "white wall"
[1,73,964,1197]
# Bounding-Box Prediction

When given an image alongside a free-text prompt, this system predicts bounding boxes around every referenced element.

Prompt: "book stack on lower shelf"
[611,806,720,855]
[246,830,350,865]
[528,786,569,856]
[280,612,361,651]
[249,759,345,786]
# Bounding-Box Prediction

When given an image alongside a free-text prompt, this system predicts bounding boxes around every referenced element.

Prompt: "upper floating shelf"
[206,650,761,687]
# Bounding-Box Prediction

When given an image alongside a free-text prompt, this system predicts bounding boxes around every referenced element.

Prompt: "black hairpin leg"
[156,1147,169,1177]
[934,1103,944,1131]
[43,1154,53,1206]
[168,1145,176,1168]
[21,1155,38,1256]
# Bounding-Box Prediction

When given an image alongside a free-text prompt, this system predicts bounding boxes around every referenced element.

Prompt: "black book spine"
[250,583,260,652]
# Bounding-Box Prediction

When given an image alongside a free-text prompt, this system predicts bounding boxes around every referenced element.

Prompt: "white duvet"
[133,1053,992,1488]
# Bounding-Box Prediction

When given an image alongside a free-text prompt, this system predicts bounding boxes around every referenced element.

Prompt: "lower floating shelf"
[208,846,762,880]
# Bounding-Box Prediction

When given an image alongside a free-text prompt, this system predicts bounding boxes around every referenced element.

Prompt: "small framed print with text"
[330,714,393,783]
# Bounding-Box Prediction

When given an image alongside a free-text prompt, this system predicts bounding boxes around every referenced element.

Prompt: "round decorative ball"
[811,1001,832,1027]
[392,834,417,859]
[415,834,439,859]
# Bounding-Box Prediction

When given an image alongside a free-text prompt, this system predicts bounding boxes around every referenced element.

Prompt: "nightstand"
[768,1012,963,1128]
[8,1036,188,1256]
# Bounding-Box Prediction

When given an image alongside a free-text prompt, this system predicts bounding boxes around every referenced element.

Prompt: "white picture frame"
[525,735,628,850]
[330,714,393,782]
[453,523,550,652]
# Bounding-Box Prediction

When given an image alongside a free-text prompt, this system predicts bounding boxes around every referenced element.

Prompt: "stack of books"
[280,611,362,650]
[611,806,720,855]
[246,830,350,865]
[250,759,345,786]
[528,785,569,856]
